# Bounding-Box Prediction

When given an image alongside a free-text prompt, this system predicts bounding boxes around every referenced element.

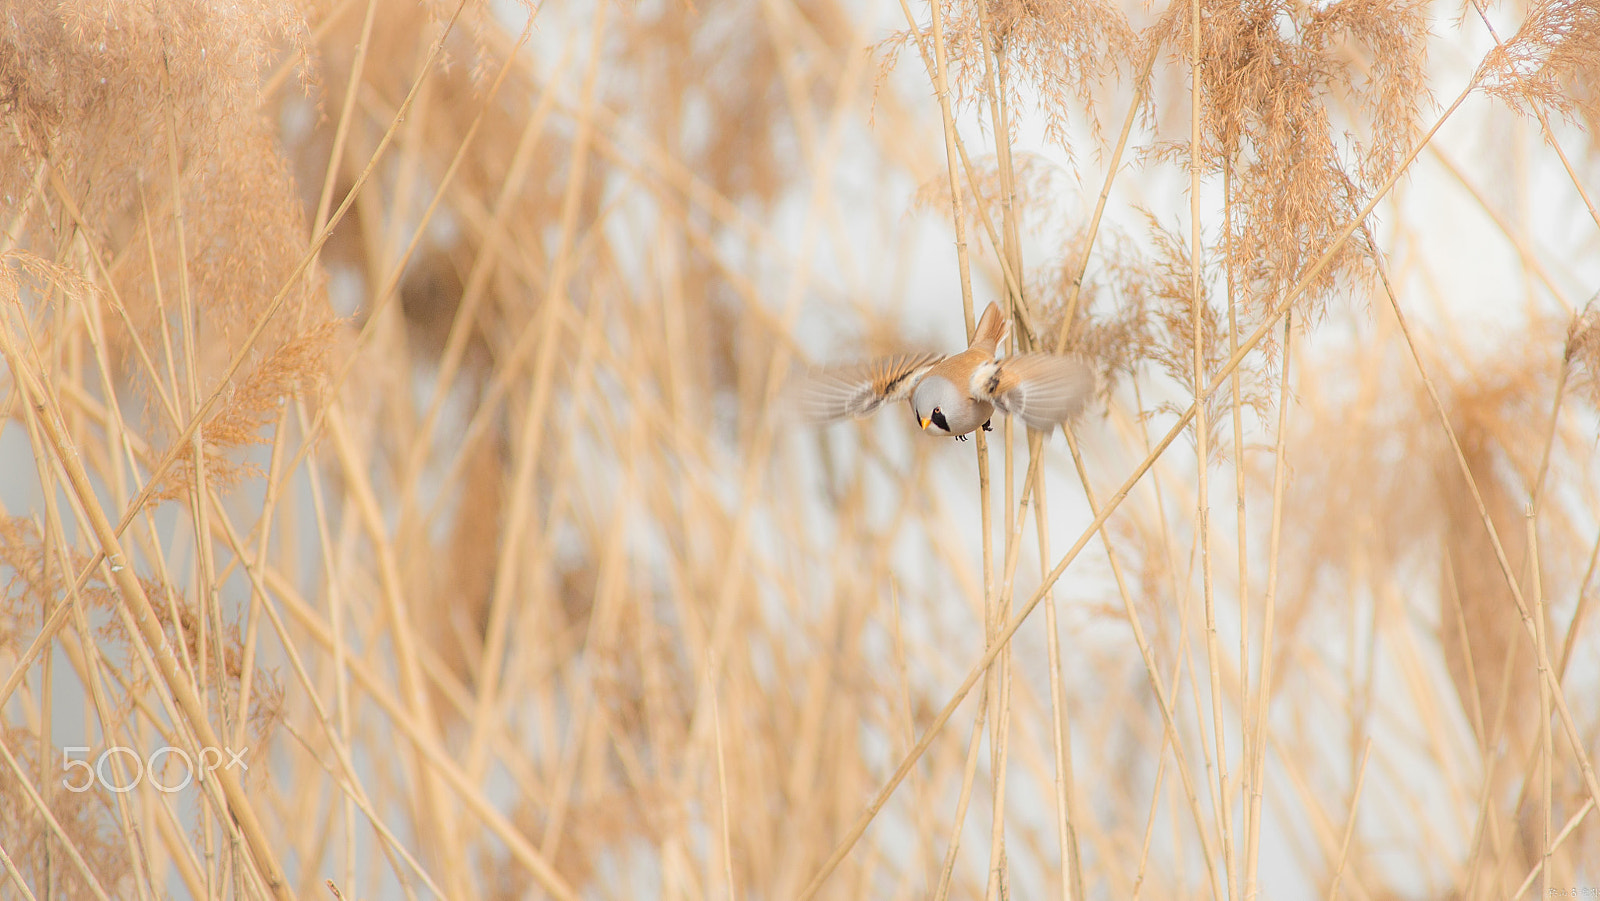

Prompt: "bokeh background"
[2,0,1599,898]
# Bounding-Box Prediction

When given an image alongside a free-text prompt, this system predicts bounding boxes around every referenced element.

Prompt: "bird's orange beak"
[918,415,931,431]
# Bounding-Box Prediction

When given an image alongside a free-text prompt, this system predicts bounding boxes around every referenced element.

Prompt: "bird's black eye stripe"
[930,408,950,432]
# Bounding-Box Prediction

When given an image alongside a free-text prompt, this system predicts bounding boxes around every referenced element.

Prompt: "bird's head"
[911,377,960,436]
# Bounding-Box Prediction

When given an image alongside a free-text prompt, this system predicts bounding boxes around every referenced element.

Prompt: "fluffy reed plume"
[1145,0,1429,325]
[2,0,1599,898]
[1479,0,1600,128]
[922,0,1136,149]
[1568,294,1600,407]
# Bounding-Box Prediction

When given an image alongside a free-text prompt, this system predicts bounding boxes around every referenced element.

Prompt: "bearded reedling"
[797,302,1094,439]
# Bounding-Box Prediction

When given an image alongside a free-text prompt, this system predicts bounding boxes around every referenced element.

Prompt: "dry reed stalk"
[1529,510,1554,899]
[1186,0,1237,896]
[1324,739,1372,901]
[1243,307,1289,898]
[971,11,1020,896]
[896,2,1011,896]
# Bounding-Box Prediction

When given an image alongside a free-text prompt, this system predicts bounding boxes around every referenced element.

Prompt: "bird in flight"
[797,302,1094,440]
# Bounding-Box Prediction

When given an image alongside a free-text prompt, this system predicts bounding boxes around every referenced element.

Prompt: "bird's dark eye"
[932,406,941,415]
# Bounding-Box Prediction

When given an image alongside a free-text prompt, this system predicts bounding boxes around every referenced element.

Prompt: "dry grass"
[2,0,1599,899]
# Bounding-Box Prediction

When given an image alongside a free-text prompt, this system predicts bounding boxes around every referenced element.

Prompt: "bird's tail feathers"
[970,301,1008,354]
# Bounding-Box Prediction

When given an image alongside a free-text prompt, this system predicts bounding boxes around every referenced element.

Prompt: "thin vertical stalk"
[935,692,992,901]
[911,0,997,889]
[1030,480,1086,901]
[1056,42,1161,351]
[971,3,1023,894]
[1557,525,1600,680]
[298,401,358,897]
[1245,310,1292,897]
[1324,741,1372,901]
[309,0,380,256]
[1223,152,1253,899]
[711,651,737,901]
[1528,509,1553,899]
[1189,1,1236,895]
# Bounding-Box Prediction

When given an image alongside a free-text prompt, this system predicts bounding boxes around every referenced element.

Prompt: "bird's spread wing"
[971,353,1094,430]
[795,352,943,422]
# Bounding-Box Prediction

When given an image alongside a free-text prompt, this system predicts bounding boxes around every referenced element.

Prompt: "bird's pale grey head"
[911,375,969,436]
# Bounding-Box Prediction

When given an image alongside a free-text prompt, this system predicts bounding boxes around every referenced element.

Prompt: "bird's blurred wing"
[795,353,943,422]
[971,353,1095,430]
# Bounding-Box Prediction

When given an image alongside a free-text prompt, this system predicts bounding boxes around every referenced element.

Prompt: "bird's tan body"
[912,303,1007,436]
